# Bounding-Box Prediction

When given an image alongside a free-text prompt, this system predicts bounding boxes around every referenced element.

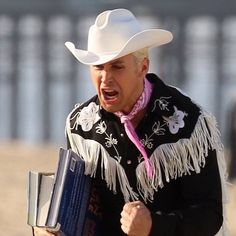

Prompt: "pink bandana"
[115,78,153,177]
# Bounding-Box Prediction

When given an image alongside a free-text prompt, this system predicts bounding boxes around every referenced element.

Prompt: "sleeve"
[149,150,223,236]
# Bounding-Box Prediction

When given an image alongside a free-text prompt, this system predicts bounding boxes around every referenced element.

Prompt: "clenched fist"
[120,201,152,236]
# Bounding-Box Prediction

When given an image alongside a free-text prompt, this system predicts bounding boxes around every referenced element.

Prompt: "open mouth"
[102,89,119,101]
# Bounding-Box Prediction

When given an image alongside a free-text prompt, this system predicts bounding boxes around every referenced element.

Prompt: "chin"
[103,107,118,113]
[101,104,120,113]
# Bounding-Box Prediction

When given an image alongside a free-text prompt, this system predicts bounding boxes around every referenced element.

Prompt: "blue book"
[27,148,102,236]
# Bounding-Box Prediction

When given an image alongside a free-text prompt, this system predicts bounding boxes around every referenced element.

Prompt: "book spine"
[46,149,71,227]
[27,171,40,226]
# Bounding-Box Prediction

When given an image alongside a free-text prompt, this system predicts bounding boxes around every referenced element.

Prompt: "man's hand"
[33,227,61,236]
[120,201,152,236]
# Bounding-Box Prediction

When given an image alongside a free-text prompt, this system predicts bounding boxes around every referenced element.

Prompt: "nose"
[100,70,112,84]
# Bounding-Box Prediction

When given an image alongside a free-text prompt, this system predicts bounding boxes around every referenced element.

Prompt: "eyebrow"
[94,60,124,67]
[109,60,125,65]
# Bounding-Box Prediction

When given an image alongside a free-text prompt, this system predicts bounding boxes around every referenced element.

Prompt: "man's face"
[90,54,149,114]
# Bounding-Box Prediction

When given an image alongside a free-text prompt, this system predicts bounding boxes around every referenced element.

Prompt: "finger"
[120,207,133,229]
[120,207,140,233]
[46,228,58,233]
[126,200,144,209]
[123,201,143,213]
[121,204,132,216]
[120,211,130,225]
[121,222,131,235]
[34,227,56,236]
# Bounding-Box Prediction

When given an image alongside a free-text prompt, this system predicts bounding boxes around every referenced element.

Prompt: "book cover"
[27,148,102,236]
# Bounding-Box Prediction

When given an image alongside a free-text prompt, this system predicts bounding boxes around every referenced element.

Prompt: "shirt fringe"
[66,108,227,200]
[66,112,138,202]
[136,110,225,201]
[135,110,229,236]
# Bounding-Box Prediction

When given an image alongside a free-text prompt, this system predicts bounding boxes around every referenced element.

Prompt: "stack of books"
[27,148,102,236]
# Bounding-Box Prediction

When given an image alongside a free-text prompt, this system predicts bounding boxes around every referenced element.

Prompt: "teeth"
[106,90,115,93]
[103,89,117,96]
[107,92,116,96]
[102,89,118,100]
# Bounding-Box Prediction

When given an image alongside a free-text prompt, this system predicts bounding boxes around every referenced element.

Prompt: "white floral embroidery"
[163,106,187,134]
[141,121,166,150]
[95,121,107,134]
[141,105,187,150]
[137,154,144,163]
[77,102,100,131]
[105,134,118,147]
[152,121,166,135]
[141,134,154,150]
[152,96,172,112]
[95,121,121,162]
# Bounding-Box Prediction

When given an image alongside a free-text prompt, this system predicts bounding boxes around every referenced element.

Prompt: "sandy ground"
[0,142,59,236]
[0,142,235,236]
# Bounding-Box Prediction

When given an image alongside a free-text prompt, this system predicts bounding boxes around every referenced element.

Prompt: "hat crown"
[88,9,141,54]
[65,8,173,65]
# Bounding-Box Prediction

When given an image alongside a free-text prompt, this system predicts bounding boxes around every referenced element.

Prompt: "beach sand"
[0,142,235,235]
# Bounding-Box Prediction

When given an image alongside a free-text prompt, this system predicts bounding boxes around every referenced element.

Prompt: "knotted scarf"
[115,78,153,177]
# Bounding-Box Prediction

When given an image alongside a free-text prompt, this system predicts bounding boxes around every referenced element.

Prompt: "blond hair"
[132,48,149,63]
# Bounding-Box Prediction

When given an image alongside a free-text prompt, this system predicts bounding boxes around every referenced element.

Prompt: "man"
[34,8,228,236]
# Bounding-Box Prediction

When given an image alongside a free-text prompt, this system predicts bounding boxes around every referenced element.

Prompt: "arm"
[150,150,223,236]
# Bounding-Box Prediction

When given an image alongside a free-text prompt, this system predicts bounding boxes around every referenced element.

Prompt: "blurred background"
[0,0,235,235]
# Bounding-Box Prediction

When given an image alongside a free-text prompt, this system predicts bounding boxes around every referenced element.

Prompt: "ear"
[140,57,149,75]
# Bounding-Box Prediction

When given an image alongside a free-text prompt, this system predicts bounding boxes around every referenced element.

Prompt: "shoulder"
[145,73,222,149]
[147,73,194,106]
[67,95,101,131]
[147,74,201,134]
[70,95,99,118]
[71,95,99,115]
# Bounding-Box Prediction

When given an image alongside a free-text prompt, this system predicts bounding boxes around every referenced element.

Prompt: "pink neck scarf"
[115,78,153,177]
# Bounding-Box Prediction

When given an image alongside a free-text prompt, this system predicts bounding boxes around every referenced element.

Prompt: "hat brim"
[65,29,173,65]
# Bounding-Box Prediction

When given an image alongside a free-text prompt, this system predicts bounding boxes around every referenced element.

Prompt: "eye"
[93,65,104,70]
[112,64,124,70]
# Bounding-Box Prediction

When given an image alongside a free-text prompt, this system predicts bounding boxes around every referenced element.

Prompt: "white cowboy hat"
[65,8,173,65]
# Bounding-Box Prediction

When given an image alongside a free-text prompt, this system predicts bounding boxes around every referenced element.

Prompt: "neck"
[130,108,146,128]
[121,88,144,115]
[115,78,152,120]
